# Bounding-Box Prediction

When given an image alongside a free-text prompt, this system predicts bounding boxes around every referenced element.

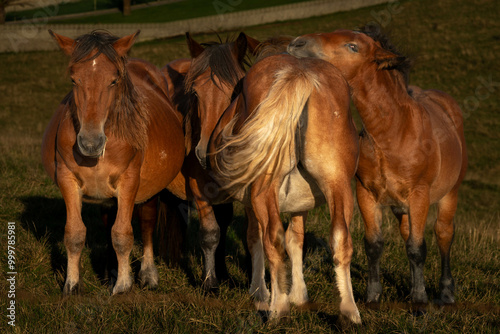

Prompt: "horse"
[287,25,468,305]
[154,32,265,289]
[41,30,185,295]
[188,44,361,320]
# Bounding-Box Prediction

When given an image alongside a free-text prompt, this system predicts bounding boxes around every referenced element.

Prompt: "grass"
[0,0,499,332]
[6,0,114,22]
[7,0,315,24]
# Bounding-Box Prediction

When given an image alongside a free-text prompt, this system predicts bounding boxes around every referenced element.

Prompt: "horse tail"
[214,65,320,193]
[156,190,188,267]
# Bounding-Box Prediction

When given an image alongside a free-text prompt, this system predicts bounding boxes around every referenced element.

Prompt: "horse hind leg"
[137,196,159,289]
[246,207,270,305]
[286,211,308,306]
[434,190,459,304]
[252,184,289,319]
[328,183,361,324]
[213,203,233,283]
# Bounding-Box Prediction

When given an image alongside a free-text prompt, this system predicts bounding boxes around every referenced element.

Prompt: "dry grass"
[0,0,499,332]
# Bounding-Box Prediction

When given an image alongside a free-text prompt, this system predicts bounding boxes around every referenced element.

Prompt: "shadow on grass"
[19,196,112,291]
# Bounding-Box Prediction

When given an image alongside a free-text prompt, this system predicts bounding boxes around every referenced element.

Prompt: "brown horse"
[41,30,185,295]
[288,25,468,305]
[190,47,361,320]
[156,32,256,289]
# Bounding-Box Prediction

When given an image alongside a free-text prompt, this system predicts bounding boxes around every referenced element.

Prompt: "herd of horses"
[41,24,467,324]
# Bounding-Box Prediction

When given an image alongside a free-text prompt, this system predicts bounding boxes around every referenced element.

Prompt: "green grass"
[0,0,499,332]
[7,0,316,24]
[55,0,316,24]
[6,0,114,22]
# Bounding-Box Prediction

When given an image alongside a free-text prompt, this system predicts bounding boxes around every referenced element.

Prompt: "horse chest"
[75,163,122,200]
[358,144,411,207]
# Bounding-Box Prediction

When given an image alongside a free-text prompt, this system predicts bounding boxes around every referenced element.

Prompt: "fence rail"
[0,0,390,53]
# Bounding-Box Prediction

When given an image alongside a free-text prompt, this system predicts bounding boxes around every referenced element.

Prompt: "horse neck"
[350,67,415,140]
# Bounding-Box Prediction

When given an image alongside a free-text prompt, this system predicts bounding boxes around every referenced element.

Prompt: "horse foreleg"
[111,172,140,295]
[286,211,308,306]
[434,190,458,304]
[213,203,233,282]
[194,198,221,291]
[246,207,270,305]
[137,196,159,289]
[407,188,430,304]
[357,182,384,304]
[59,168,85,295]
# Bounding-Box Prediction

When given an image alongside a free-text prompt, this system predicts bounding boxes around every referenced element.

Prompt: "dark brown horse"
[190,49,361,320]
[288,25,468,305]
[42,30,185,295]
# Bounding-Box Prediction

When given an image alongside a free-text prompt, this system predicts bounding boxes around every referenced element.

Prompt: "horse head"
[184,32,249,169]
[50,30,140,158]
[287,26,409,84]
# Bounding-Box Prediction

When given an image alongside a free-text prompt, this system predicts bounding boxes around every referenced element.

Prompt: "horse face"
[70,53,119,157]
[288,30,382,82]
[192,73,234,168]
[50,30,139,158]
[186,33,247,168]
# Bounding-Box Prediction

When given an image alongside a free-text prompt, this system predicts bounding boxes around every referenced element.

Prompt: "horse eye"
[110,79,118,87]
[346,43,359,53]
[71,78,77,86]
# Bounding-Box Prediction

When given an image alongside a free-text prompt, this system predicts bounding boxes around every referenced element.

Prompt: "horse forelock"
[357,24,413,87]
[66,30,149,152]
[185,41,246,93]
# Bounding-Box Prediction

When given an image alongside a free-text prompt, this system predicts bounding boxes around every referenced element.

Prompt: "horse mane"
[358,24,413,87]
[184,37,247,93]
[67,30,149,152]
[252,35,295,63]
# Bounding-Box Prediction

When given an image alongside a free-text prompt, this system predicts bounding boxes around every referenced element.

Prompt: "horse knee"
[200,225,220,252]
[111,228,133,256]
[406,239,427,265]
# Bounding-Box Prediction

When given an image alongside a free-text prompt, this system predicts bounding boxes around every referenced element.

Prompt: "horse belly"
[278,167,325,212]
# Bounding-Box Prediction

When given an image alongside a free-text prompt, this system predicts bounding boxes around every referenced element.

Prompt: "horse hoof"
[201,275,219,292]
[139,266,159,289]
[366,282,382,303]
[340,302,362,324]
[411,291,428,304]
[112,278,133,295]
[63,281,81,296]
[440,290,455,304]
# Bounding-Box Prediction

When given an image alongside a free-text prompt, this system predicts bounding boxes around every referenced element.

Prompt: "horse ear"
[49,30,75,56]
[374,46,403,69]
[244,34,261,56]
[113,30,140,57]
[234,32,248,63]
[186,32,205,58]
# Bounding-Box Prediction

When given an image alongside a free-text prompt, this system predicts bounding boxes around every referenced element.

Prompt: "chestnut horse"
[189,48,361,321]
[42,31,185,295]
[288,25,467,305]
[155,32,254,289]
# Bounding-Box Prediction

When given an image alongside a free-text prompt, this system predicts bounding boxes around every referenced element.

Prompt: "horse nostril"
[291,39,307,48]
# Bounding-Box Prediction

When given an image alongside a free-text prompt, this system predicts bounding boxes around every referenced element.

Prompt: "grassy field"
[1,0,499,332]
[7,0,315,24]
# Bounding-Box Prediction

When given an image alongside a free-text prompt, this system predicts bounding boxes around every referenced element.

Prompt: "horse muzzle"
[77,132,107,158]
[195,143,208,170]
